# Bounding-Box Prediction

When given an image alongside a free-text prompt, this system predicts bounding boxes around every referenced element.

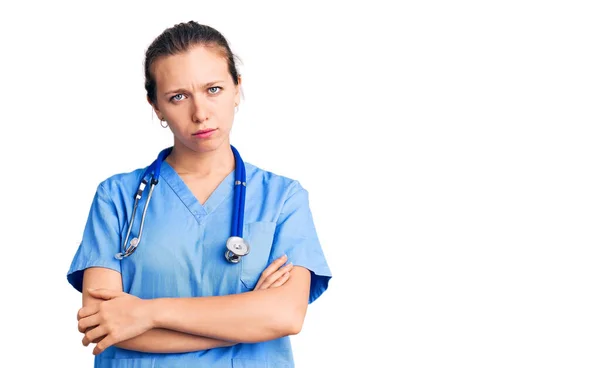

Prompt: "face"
[149,45,241,154]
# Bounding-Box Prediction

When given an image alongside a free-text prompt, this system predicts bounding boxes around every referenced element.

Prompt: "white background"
[1,1,599,367]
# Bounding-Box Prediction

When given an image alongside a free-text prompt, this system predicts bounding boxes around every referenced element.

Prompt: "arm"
[117,329,235,353]
[81,267,236,353]
[143,184,320,343]
[77,181,326,354]
[148,266,311,343]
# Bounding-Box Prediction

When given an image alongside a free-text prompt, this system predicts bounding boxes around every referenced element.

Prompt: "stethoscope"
[114,145,250,264]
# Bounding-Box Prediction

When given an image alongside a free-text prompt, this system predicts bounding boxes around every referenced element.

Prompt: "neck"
[166,141,234,178]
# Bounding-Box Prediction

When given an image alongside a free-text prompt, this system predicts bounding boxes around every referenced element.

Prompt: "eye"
[170,93,186,102]
[208,86,222,95]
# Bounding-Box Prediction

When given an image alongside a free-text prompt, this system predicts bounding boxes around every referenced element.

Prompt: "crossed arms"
[77,256,310,355]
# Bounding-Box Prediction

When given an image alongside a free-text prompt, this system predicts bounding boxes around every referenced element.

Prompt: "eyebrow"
[163,80,226,96]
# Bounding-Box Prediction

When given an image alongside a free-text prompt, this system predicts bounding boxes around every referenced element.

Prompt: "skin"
[79,256,293,354]
[77,44,312,356]
[152,44,240,181]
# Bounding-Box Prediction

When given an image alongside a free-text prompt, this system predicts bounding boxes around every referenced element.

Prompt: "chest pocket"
[240,221,277,290]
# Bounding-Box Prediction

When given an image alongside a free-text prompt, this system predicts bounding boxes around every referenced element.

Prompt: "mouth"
[192,128,217,138]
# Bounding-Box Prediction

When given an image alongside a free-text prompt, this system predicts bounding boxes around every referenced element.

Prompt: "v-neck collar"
[158,160,236,223]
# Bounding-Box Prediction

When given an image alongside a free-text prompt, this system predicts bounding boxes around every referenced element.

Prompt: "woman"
[67,21,332,367]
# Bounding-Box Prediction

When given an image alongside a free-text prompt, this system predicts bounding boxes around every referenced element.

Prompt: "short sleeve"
[269,181,332,304]
[66,183,122,292]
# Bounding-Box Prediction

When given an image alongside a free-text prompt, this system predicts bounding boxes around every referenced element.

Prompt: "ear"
[234,75,243,106]
[147,96,163,121]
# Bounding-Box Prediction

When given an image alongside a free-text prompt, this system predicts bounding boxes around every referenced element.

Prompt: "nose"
[191,95,209,123]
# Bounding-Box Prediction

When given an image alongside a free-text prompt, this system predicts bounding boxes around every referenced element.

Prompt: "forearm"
[150,290,298,343]
[116,328,236,353]
[148,286,305,344]
[80,268,237,353]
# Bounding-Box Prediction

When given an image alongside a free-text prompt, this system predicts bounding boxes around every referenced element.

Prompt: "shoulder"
[244,161,306,200]
[243,161,313,223]
[94,166,147,201]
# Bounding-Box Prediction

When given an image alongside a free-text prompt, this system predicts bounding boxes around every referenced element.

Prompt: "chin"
[186,138,227,153]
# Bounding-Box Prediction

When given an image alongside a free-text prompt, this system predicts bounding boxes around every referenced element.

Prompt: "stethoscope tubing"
[116,145,247,261]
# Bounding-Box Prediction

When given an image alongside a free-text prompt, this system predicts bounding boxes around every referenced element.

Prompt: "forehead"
[152,45,230,90]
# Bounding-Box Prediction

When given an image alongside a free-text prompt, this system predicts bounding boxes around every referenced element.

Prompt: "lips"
[192,128,216,135]
[192,128,217,139]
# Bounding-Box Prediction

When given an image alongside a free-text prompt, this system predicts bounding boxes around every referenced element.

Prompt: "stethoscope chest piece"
[225,236,250,263]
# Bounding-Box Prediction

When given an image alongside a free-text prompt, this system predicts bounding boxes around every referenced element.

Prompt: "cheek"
[163,103,194,124]
[214,100,235,119]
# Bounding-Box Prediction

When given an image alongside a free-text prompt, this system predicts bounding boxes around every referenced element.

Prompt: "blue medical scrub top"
[67,152,332,368]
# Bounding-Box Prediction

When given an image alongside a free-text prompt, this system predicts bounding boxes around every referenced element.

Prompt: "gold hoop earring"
[160,119,168,128]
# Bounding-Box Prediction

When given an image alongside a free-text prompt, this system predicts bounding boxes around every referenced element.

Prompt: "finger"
[255,261,290,290]
[87,288,122,300]
[83,334,105,347]
[83,325,108,347]
[255,254,288,289]
[270,271,291,288]
[258,263,293,290]
[81,327,102,346]
[78,313,102,333]
[94,334,117,355]
[81,329,104,346]
[255,255,287,289]
[78,304,100,320]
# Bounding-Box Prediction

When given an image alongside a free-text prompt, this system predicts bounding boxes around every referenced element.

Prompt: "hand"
[77,289,154,355]
[254,254,293,290]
